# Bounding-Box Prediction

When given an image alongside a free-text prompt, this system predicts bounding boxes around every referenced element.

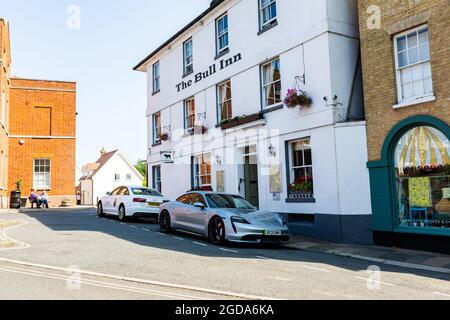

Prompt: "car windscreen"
[206,194,254,209]
[131,188,163,197]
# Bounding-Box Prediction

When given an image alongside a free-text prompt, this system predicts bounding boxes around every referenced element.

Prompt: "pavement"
[285,236,450,275]
[0,207,449,300]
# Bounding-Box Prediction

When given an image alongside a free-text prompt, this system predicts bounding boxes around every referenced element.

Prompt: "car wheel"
[97,202,105,217]
[159,210,171,233]
[208,216,225,245]
[118,205,127,222]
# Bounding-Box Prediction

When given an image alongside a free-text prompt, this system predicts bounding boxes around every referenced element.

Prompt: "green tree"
[135,160,148,187]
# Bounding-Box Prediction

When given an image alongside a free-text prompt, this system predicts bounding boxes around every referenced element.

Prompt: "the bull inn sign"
[176,53,242,92]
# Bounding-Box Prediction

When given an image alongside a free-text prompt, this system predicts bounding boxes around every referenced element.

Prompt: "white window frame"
[183,39,194,75]
[216,13,229,56]
[287,138,314,197]
[184,97,196,131]
[217,80,232,122]
[152,61,160,93]
[33,159,51,189]
[259,0,277,30]
[153,112,161,144]
[126,174,132,181]
[153,165,161,192]
[393,25,434,108]
[114,174,121,181]
[261,57,282,108]
[193,154,211,188]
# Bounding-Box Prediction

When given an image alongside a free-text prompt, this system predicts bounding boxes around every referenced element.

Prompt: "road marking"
[129,225,137,229]
[434,291,450,298]
[172,237,184,241]
[335,253,450,275]
[0,220,31,251]
[193,241,208,247]
[219,248,239,253]
[0,257,278,300]
[255,255,330,272]
[384,260,450,274]
[142,229,151,232]
[120,223,126,225]
[157,232,167,236]
[0,264,208,300]
[298,264,331,273]
[269,276,292,282]
[355,276,396,287]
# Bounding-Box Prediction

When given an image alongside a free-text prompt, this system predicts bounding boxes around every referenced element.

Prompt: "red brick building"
[0,18,77,208]
[8,78,77,207]
[0,19,11,208]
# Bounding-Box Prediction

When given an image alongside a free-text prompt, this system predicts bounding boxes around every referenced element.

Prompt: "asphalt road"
[0,208,449,300]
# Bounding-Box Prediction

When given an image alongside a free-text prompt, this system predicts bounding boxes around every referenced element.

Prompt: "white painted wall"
[142,0,371,218]
[334,121,372,215]
[91,153,143,205]
[80,179,93,205]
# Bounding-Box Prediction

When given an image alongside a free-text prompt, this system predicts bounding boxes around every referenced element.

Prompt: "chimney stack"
[100,148,107,157]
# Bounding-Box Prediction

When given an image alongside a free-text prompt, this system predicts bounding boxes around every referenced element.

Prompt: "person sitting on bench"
[40,190,49,209]
[29,189,40,208]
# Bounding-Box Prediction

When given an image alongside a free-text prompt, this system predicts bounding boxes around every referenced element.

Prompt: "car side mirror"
[193,202,206,210]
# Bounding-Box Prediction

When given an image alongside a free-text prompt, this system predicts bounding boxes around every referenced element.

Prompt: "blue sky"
[0,0,210,168]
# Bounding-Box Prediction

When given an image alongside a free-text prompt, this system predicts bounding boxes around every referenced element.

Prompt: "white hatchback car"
[97,186,167,222]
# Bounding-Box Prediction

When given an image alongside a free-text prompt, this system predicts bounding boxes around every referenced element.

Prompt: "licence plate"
[147,202,161,207]
[264,230,282,236]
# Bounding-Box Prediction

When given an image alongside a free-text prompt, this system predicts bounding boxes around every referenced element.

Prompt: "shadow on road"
[18,208,450,282]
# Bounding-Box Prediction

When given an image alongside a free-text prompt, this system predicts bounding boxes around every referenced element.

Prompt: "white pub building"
[134,0,373,244]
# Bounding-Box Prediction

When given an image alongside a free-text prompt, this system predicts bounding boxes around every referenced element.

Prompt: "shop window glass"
[395,126,450,229]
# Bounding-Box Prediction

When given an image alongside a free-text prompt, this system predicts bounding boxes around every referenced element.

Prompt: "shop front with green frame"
[368,115,450,254]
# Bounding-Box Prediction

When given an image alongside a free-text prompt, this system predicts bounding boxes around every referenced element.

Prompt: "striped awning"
[396,126,450,169]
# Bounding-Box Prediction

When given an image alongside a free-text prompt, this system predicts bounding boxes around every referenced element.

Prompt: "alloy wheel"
[118,206,126,222]
[209,217,225,245]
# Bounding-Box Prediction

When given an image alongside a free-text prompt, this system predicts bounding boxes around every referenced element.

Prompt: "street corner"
[0,220,30,250]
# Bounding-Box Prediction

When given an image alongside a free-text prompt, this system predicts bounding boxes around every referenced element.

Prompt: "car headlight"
[277,215,288,226]
[231,216,250,224]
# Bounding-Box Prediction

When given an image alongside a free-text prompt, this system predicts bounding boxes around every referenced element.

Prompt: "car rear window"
[131,188,163,197]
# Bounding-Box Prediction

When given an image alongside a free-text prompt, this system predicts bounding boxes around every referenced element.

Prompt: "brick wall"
[8,78,77,207]
[358,0,450,162]
[0,19,11,207]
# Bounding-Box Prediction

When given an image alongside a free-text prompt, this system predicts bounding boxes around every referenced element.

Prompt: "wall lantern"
[268,144,277,158]
[215,154,222,165]
[19,140,25,145]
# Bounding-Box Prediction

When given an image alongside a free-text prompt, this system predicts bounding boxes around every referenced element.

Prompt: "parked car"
[159,192,290,245]
[97,186,168,221]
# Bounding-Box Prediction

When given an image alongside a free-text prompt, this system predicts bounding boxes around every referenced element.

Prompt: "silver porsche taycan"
[159,192,290,245]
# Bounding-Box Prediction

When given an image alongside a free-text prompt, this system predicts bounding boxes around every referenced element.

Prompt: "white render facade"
[79,151,144,206]
[135,0,373,244]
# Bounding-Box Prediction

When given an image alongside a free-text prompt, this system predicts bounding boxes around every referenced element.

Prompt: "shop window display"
[395,126,450,229]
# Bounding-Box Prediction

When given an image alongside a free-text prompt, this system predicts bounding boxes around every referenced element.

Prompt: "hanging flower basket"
[159,132,170,141]
[284,89,312,109]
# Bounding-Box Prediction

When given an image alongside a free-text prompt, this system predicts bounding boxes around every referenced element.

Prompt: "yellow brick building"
[358,0,450,253]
